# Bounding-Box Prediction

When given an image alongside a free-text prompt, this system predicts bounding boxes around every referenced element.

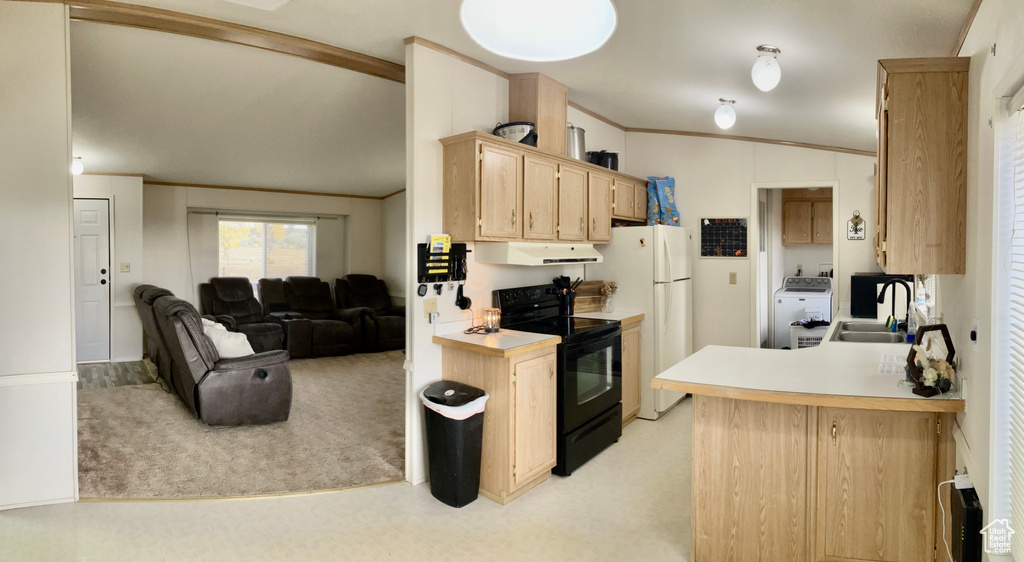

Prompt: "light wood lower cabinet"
[440,346,558,505]
[690,395,954,562]
[620,321,641,424]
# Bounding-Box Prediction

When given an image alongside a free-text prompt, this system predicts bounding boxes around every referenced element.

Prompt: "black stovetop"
[494,284,620,343]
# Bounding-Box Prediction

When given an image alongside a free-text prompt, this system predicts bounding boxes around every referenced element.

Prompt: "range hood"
[474,242,604,266]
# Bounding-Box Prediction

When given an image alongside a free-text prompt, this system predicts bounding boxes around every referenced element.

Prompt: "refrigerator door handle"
[663,234,673,284]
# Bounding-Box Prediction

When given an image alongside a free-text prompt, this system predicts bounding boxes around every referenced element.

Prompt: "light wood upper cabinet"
[441,131,648,243]
[558,163,588,241]
[634,184,648,220]
[522,155,558,240]
[782,201,812,245]
[781,189,832,246]
[509,73,568,155]
[511,353,557,490]
[812,201,832,244]
[588,171,613,242]
[620,322,641,424]
[612,178,635,221]
[876,57,968,274]
[816,408,938,562]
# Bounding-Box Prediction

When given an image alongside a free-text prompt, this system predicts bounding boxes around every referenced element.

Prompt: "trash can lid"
[420,381,488,420]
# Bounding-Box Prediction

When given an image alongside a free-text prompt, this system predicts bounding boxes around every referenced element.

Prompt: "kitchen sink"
[831,331,907,343]
[836,321,895,333]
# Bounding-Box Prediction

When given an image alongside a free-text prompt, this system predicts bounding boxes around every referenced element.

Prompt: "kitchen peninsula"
[654,323,963,562]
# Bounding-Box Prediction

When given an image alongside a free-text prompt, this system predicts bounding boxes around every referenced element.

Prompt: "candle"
[483,308,501,333]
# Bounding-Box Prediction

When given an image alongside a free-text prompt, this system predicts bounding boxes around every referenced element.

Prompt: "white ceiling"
[71,0,974,194]
[70,21,405,196]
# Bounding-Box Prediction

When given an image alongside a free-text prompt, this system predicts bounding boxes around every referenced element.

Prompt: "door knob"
[100,279,107,285]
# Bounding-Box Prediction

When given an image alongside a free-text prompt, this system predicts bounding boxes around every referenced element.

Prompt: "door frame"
[73,197,113,364]
[748,181,840,349]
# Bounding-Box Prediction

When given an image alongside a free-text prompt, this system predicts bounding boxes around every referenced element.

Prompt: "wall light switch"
[119,262,131,273]
[423,298,437,319]
[729,272,737,285]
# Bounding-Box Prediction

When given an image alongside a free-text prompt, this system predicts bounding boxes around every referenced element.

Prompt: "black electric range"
[494,284,623,476]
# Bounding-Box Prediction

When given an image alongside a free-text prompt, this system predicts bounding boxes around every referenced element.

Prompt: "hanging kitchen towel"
[647,177,680,226]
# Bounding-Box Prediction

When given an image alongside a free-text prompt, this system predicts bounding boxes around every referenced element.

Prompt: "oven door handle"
[563,329,621,356]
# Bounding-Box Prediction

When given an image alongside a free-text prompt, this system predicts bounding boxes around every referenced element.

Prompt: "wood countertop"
[432,329,560,358]
[572,311,644,326]
[653,325,965,413]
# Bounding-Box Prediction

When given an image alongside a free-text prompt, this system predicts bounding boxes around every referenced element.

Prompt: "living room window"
[218,219,314,293]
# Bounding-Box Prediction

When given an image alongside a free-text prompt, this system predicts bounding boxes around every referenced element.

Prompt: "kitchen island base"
[691,394,955,562]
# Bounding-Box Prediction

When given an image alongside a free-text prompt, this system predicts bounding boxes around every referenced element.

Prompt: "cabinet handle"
[592,217,597,232]
[579,217,584,233]
[831,417,837,445]
[529,211,534,230]
[511,208,516,227]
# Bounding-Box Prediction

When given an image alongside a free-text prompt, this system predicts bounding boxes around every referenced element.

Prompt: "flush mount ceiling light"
[751,45,782,92]
[70,157,84,176]
[460,0,617,62]
[714,98,737,129]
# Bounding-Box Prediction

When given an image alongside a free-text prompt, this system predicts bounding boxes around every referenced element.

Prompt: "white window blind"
[1005,105,1024,559]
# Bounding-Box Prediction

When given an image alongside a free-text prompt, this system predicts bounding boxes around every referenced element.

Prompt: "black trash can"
[420,381,489,508]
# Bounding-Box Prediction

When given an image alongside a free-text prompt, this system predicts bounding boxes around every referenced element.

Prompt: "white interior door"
[74,199,110,362]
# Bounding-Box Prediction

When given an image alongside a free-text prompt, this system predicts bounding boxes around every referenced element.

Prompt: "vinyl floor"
[76,360,157,390]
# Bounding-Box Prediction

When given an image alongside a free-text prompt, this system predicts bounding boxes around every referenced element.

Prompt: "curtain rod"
[187,209,340,221]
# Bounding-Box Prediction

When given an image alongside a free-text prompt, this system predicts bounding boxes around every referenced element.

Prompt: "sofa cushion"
[336,274,392,314]
[284,276,335,319]
[209,277,264,325]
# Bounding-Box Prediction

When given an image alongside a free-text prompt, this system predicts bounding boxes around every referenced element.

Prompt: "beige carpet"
[77,351,405,499]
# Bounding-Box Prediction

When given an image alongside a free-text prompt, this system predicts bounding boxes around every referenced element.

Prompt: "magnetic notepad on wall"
[700,218,748,258]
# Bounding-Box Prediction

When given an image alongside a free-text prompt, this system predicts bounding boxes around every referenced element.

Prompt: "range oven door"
[560,328,622,433]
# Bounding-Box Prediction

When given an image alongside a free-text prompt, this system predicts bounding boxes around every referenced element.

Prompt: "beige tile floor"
[0,399,692,562]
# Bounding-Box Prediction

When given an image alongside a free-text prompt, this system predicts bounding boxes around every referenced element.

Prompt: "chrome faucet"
[876,279,911,331]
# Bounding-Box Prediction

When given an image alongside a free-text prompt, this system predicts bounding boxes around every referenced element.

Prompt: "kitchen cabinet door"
[612,178,635,220]
[634,183,648,220]
[816,408,937,562]
[782,201,812,245]
[620,323,641,423]
[588,171,613,242]
[511,353,557,491]
[876,90,889,268]
[812,201,832,244]
[523,155,558,240]
[479,143,522,240]
[558,163,588,241]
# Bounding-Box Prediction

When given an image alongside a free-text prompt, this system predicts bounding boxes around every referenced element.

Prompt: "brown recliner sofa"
[258,276,370,358]
[199,277,285,353]
[153,295,292,426]
[335,275,405,352]
[133,284,175,386]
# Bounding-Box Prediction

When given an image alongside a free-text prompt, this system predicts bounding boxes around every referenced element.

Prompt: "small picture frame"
[847,210,866,240]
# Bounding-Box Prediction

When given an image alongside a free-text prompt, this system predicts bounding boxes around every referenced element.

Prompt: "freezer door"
[652,279,692,415]
[653,225,692,282]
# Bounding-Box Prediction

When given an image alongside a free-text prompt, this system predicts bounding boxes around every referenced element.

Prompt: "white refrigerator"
[586,225,693,420]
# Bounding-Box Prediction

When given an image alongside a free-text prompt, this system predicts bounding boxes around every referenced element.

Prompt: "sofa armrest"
[213,350,289,371]
[265,311,305,322]
[332,306,375,324]
[213,315,237,330]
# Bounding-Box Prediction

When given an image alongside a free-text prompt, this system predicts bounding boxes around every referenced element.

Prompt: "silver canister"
[566,123,586,160]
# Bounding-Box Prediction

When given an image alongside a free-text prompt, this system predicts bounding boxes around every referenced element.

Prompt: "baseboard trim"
[0,496,76,512]
[0,371,78,387]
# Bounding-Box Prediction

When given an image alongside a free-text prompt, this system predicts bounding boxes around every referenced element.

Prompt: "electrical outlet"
[729,272,737,285]
[119,262,131,273]
[423,298,437,319]
[955,473,974,489]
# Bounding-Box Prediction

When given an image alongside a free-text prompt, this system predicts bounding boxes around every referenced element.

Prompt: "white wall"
[142,184,383,305]
[566,105,626,171]
[940,0,1024,525]
[381,191,406,305]
[405,43,586,484]
[0,1,78,510]
[781,245,833,278]
[73,175,144,361]
[625,135,878,351]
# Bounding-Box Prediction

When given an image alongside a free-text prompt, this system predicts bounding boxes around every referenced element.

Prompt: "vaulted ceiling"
[70,0,974,196]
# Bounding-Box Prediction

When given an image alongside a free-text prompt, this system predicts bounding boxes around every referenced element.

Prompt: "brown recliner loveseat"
[199,277,285,352]
[258,276,370,358]
[153,295,292,426]
[334,274,405,352]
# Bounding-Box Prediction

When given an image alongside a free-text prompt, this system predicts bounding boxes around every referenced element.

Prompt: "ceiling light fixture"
[714,98,737,129]
[751,45,782,92]
[71,157,84,176]
[459,0,617,62]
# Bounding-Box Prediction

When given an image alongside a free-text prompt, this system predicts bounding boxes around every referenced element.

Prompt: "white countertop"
[572,310,644,324]
[652,316,963,412]
[432,329,560,358]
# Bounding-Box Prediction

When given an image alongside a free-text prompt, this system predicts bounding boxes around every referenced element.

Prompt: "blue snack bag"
[647,177,680,226]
